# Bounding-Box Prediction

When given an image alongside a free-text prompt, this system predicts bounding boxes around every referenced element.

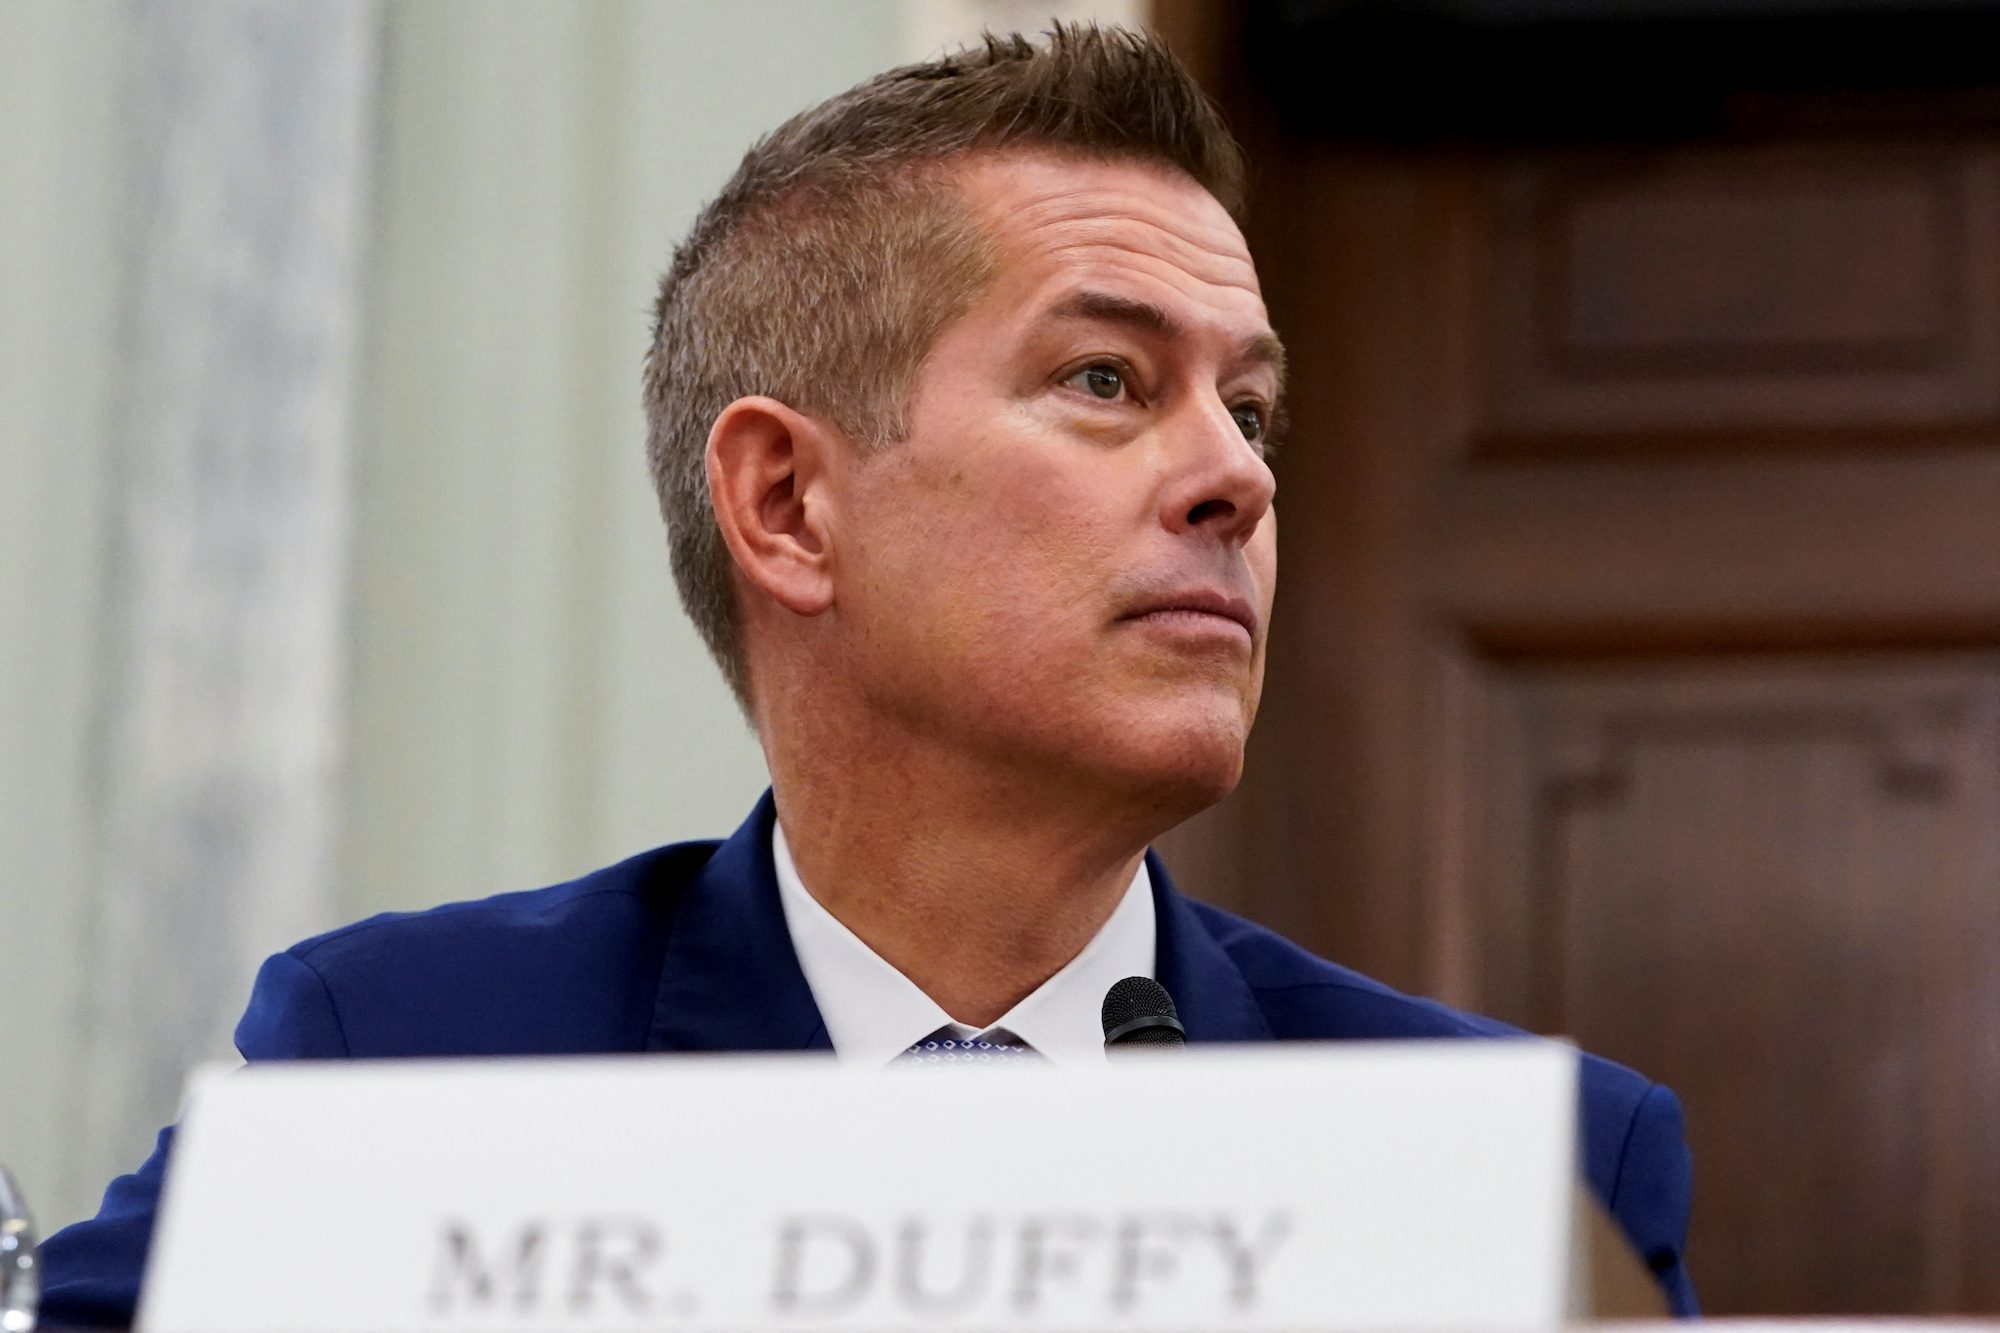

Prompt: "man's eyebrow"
[1046,289,1287,394]
[1049,289,1181,339]
[1243,330,1287,393]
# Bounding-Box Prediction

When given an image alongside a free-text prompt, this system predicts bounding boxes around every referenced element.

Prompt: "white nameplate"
[140,1043,1580,1332]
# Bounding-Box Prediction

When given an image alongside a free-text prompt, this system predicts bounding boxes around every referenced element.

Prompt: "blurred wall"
[2,0,384,1237]
[3,0,1140,1236]
[1,0,139,1240]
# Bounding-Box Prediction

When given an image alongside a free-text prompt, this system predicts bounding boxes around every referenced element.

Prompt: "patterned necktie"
[898,1029,1046,1066]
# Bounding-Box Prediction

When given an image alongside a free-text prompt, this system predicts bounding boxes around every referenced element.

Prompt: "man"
[39,25,1696,1324]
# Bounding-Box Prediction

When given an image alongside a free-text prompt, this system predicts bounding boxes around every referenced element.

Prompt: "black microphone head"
[1101,976,1186,1049]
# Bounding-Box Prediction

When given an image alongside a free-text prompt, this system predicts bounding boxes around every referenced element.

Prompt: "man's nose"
[1160,398,1277,546]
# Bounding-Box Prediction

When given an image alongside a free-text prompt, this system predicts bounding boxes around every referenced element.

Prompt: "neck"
[766,724,1170,1030]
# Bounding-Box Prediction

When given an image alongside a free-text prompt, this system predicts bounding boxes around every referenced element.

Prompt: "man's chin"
[1097,707,1251,821]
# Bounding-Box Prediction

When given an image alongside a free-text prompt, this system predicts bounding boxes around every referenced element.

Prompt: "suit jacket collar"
[646,791,831,1053]
[1149,846,1275,1044]
[645,791,1273,1053]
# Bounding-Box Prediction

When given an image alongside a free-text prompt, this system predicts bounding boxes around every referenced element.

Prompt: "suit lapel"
[1147,850,1274,1044]
[645,791,832,1053]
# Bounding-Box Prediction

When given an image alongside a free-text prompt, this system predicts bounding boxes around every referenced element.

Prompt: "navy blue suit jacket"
[39,793,1696,1325]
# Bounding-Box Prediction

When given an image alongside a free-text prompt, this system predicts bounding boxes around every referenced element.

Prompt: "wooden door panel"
[1462,659,2000,1313]
[1485,147,2000,444]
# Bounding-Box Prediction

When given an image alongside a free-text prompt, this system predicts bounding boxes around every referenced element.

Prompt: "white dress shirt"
[772,822,1155,1066]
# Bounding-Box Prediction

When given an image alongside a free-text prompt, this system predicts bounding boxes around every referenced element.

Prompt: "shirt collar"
[771,821,1155,1067]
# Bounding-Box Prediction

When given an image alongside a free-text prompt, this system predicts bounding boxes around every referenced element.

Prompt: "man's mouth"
[1118,589,1258,642]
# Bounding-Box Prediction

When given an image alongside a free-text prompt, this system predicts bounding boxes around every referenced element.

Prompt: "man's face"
[832,151,1281,810]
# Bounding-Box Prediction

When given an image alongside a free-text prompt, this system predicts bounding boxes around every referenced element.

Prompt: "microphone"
[1101,976,1186,1050]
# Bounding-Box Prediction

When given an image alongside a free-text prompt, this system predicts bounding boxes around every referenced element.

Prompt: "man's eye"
[1067,364,1126,401]
[1230,403,1266,442]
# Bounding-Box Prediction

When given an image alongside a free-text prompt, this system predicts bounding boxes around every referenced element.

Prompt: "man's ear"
[705,395,839,618]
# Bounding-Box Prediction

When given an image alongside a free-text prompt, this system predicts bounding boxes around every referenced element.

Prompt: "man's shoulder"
[249,839,721,1057]
[1187,896,1512,1039]
[296,840,714,961]
[1184,896,1657,1111]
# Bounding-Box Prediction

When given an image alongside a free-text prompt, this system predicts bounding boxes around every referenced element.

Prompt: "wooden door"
[1154,27,2000,1313]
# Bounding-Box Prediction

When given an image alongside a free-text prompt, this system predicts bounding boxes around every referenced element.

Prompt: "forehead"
[953,151,1267,324]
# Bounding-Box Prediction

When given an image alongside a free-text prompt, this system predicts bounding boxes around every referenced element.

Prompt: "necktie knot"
[898,1030,1045,1066]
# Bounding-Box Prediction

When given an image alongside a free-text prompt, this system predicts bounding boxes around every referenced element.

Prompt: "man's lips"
[1118,589,1259,640]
